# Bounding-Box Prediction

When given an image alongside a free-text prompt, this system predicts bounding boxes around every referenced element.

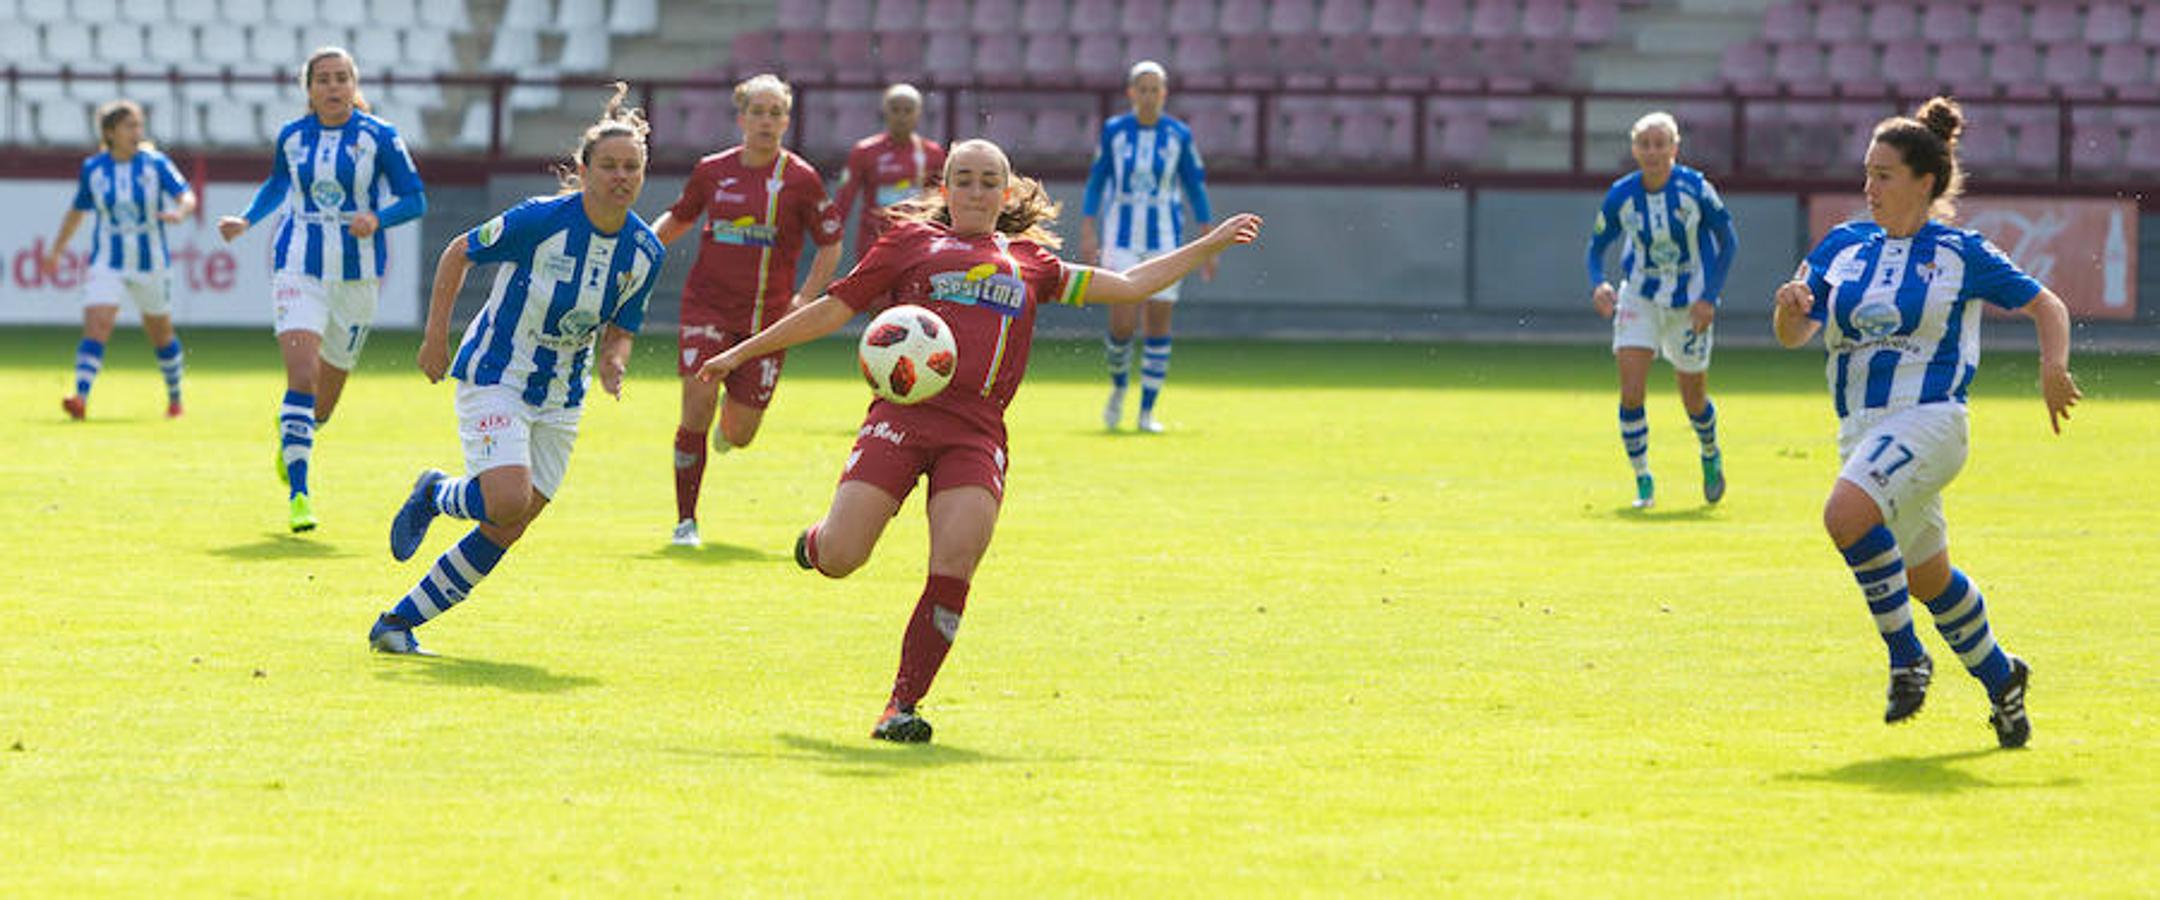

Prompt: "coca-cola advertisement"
[1808,194,2138,321]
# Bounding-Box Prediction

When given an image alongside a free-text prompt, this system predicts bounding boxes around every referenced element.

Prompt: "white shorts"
[1102,247,1180,302]
[456,382,583,500]
[273,273,379,371]
[1836,403,1968,563]
[84,267,172,317]
[1611,293,1712,374]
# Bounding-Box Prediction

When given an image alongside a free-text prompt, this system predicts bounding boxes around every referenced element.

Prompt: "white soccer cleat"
[671,518,702,548]
[1102,389,1125,430]
[1136,411,1165,434]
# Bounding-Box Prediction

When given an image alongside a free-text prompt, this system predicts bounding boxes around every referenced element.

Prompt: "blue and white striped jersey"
[450,194,665,411]
[1800,220,2041,421]
[72,148,189,274]
[1586,165,1738,307]
[1082,113,1212,254]
[239,111,426,282]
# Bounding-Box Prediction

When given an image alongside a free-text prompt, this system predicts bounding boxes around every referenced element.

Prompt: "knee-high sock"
[431,476,489,523]
[1921,568,2014,692]
[890,574,970,707]
[1619,404,1650,478]
[279,390,315,498]
[1139,336,1172,414]
[1839,524,1927,667]
[73,338,106,398]
[155,339,184,403]
[1689,399,1718,458]
[388,529,507,626]
[673,426,707,522]
[1104,334,1134,391]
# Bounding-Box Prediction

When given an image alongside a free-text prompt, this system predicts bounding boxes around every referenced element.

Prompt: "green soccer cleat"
[1702,452,1727,504]
[289,493,318,533]
[275,444,288,486]
[1632,474,1655,509]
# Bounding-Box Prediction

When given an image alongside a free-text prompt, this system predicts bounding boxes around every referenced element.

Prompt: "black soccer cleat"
[1988,657,2032,749]
[872,703,933,743]
[793,529,814,570]
[1885,655,1932,724]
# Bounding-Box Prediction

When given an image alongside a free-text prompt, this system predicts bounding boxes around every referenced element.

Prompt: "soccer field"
[2,326,2155,894]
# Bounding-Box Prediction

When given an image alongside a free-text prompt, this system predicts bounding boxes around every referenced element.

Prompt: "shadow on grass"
[1606,504,1723,522]
[372,654,602,694]
[1778,749,2081,794]
[643,542,782,565]
[659,732,1026,779]
[208,533,355,560]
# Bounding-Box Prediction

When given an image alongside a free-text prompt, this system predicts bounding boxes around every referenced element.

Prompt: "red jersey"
[832,132,946,257]
[828,220,1089,435]
[667,147,843,332]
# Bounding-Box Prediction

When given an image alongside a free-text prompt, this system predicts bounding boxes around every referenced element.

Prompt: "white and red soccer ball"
[857,304,958,405]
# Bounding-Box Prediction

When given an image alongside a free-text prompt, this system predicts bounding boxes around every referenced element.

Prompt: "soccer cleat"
[1135,411,1165,434]
[390,468,447,561]
[165,400,184,419]
[61,395,86,420]
[1102,389,1124,430]
[793,529,814,570]
[288,493,318,533]
[368,613,434,656]
[671,518,702,549]
[1884,655,1932,723]
[873,702,933,743]
[275,444,288,486]
[1988,657,2032,749]
[1702,452,1726,504]
[1631,474,1655,509]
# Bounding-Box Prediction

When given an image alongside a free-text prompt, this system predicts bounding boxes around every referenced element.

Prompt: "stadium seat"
[1811,2,1863,43]
[1761,3,1809,43]
[778,0,821,30]
[1336,96,1411,166]
[1273,34,1329,90]
[322,0,368,27]
[418,0,471,32]
[557,0,607,30]
[2085,2,2136,46]
[372,0,420,28]
[501,0,552,31]
[1991,43,2047,99]
[1020,33,1074,86]
[2097,44,2157,101]
[352,27,403,70]
[1060,0,1111,35]
[922,0,967,29]
[557,28,610,74]
[302,27,355,57]
[507,72,559,110]
[1272,95,1336,165]
[1268,0,1317,35]
[1120,32,1169,72]
[1168,34,1227,89]
[1160,0,1208,34]
[1824,41,1881,96]
[921,30,973,85]
[1316,0,1367,36]
[2011,124,2059,174]
[971,34,1025,87]
[822,29,876,81]
[2042,43,2102,99]
[1877,42,1930,91]
[123,0,169,20]
[1974,2,2024,45]
[2071,116,2123,174]
[978,102,1032,152]
[202,96,259,144]
[1865,3,1919,43]
[1718,40,1773,94]
[20,0,68,22]
[453,101,498,149]
[776,30,830,80]
[1418,0,1467,37]
[822,0,870,31]
[1376,35,1433,90]
[1468,0,1518,40]
[1919,3,1975,43]
[1572,0,1619,44]
[0,24,42,66]
[168,0,217,24]
[2126,124,2160,173]
[146,22,198,68]
[1435,111,1489,166]
[46,22,93,64]
[485,28,540,72]
[1367,0,1415,34]
[198,25,248,72]
[405,29,454,74]
[728,30,778,72]
[1770,41,1830,96]
[875,30,925,77]
[871,0,918,31]
[2140,8,2160,46]
[1326,34,1381,89]
[2030,4,2081,44]
[35,100,95,145]
[1178,94,1236,155]
[1216,0,1265,35]
[1030,106,1086,153]
[972,0,1020,32]
[1933,42,1985,91]
[1071,32,1122,84]
[1223,34,1275,88]
[1521,0,1568,41]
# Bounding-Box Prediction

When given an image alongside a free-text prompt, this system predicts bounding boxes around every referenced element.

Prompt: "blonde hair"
[885,139,1062,248]
[301,46,371,116]
[733,73,793,113]
[94,99,152,152]
[557,81,650,194]
[1630,110,1679,142]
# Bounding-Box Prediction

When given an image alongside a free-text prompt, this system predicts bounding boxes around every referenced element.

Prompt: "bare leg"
[803,480,904,578]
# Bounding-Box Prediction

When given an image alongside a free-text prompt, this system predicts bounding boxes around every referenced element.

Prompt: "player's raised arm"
[1074,213,1262,305]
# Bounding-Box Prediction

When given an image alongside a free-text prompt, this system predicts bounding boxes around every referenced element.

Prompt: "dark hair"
[886,139,1063,248]
[95,99,144,151]
[1872,96,1965,221]
[558,81,650,193]
[301,46,372,116]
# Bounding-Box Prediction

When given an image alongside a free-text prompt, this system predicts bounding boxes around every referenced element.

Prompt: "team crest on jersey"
[928,262,1026,315]
[311,179,347,211]
[1648,237,1683,268]
[1849,298,1904,338]
[1914,261,1941,284]
[112,200,143,225]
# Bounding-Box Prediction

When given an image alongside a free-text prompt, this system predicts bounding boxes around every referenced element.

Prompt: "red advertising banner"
[1807,195,2138,321]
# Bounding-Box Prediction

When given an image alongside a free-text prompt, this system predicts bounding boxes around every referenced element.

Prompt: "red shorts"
[678,318,787,410]
[841,401,1009,504]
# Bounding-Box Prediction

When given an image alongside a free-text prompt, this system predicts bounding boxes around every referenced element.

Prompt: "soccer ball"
[858,304,958,405]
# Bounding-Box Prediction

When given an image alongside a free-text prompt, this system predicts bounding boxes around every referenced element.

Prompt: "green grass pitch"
[2,325,2155,894]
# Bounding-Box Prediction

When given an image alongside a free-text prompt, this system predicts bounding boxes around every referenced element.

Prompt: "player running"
[652,74,844,549]
[218,47,427,533]
[1586,111,1737,509]
[43,100,197,420]
[370,84,664,656]
[697,139,1262,743]
[831,83,946,263]
[1774,97,2079,748]
[1082,60,1214,433]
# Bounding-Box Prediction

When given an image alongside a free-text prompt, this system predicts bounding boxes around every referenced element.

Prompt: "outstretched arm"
[696,294,856,384]
[2022,288,2080,433]
[1074,214,1263,305]
[418,236,472,382]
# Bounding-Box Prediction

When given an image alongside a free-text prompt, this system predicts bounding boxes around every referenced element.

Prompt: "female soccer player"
[370,84,664,656]
[832,83,946,263]
[652,73,844,549]
[1082,60,1213,433]
[1774,97,2079,748]
[1586,111,1737,509]
[697,139,1262,743]
[43,100,196,420]
[219,46,426,533]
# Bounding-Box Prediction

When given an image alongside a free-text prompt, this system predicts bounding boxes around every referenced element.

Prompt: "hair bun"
[1916,96,1963,147]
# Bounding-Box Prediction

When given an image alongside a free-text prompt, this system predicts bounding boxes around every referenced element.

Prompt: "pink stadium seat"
[979,102,1032,150]
[779,31,830,80]
[1974,2,2025,45]
[2071,118,2123,174]
[973,0,1020,32]
[1070,32,1121,84]
[1217,0,1266,35]
[872,0,920,32]
[2029,4,2080,43]
[1825,42,1882,96]
[1991,43,2047,99]
[922,30,975,85]
[1179,96,1237,156]
[877,32,926,79]
[1115,0,1163,33]
[824,0,872,30]
[1377,35,1435,90]
[1224,34,1277,88]
[972,36,1026,86]
[1327,35,1382,89]
[1469,0,1519,39]
[1573,0,1619,45]
[1020,33,1074,86]
[1336,99,1411,166]
[1274,33,1330,89]
[1317,0,1367,36]
[1368,0,1416,35]
[1419,0,1468,37]
[1762,3,1810,43]
[1771,41,1831,96]
[778,0,822,31]
[1430,35,1483,89]
[1866,3,1919,43]
[1436,113,1489,166]
[2011,123,2059,174]
[1025,0,1078,34]
[1164,0,1211,33]
[1811,2,1863,43]
[924,0,968,26]
[1272,96,1336,165]
[1268,0,1317,34]
[2042,43,2102,99]
[2125,124,2160,173]
[1121,32,1170,71]
[1522,0,1569,40]
[1878,43,1932,92]
[2084,2,2135,46]
[1030,106,1086,152]
[2142,9,2160,46]
[1169,34,1227,88]
[1920,4,1975,43]
[1933,42,1986,88]
[830,30,879,81]
[1719,40,1774,94]
[729,31,779,72]
[2097,44,2157,100]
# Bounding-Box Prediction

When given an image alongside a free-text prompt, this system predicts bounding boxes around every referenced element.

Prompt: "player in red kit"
[831,83,946,263]
[698,140,1263,743]
[653,74,844,548]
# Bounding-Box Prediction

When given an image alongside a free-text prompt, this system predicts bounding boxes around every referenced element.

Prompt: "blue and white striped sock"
[155,340,184,404]
[432,476,489,523]
[1104,334,1133,391]
[389,529,508,626]
[1689,400,1718,458]
[1619,404,1650,478]
[1139,336,1172,414]
[73,338,106,398]
[1922,568,2014,692]
[1840,524,1927,667]
[279,390,315,498]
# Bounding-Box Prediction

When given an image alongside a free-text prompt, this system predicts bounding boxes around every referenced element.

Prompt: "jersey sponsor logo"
[711,216,778,247]
[1828,256,1867,282]
[874,180,916,208]
[928,263,1026,315]
[543,253,577,283]
[473,412,512,432]
[475,215,505,247]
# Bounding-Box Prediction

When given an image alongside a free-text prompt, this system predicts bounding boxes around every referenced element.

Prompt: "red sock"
[891,574,970,708]
[673,426,706,522]
[800,523,825,573]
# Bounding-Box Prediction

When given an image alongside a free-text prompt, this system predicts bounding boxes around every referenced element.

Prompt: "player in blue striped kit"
[1775,97,2079,748]
[217,47,426,533]
[1081,60,1213,433]
[370,85,663,655]
[1586,112,1737,509]
[43,100,197,421]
